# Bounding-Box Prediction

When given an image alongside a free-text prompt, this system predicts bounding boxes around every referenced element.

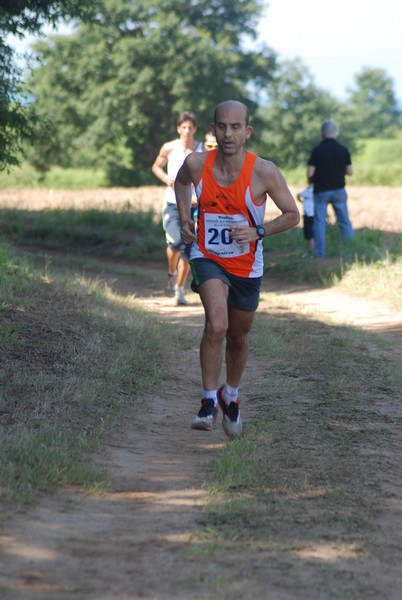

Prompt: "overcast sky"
[257,0,402,101]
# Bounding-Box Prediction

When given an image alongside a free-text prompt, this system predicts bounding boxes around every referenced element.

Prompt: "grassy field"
[0,243,177,508]
[2,136,402,189]
[0,187,401,597]
[0,185,401,308]
[0,186,401,510]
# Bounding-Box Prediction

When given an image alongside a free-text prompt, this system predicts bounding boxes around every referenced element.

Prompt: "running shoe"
[175,292,188,306]
[217,386,243,438]
[191,398,218,431]
[164,273,177,297]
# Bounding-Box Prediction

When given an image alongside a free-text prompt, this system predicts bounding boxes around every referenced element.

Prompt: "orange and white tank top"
[190,150,266,278]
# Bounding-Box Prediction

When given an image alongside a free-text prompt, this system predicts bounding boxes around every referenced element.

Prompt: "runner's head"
[211,101,253,155]
[204,130,217,151]
[176,111,197,141]
[213,101,250,127]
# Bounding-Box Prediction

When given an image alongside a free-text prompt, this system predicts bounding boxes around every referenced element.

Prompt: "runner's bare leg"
[226,305,255,387]
[198,279,229,389]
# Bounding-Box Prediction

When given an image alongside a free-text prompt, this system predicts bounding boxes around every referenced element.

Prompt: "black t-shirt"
[308,139,352,193]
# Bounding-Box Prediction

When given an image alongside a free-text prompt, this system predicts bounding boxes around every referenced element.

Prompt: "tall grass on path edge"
[0,244,178,515]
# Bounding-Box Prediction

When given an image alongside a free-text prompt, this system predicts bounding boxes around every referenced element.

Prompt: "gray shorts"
[162,202,188,260]
[190,258,262,312]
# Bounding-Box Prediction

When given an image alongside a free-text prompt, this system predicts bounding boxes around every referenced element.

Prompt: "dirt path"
[1,260,401,599]
[266,274,402,351]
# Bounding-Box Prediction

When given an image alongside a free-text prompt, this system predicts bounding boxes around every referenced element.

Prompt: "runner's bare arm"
[230,159,300,243]
[175,153,205,242]
[151,142,175,186]
[263,162,300,234]
[175,156,197,243]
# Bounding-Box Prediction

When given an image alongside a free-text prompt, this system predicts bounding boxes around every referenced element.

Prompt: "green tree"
[255,59,346,169]
[0,0,94,170]
[25,0,277,185]
[0,39,35,170]
[345,67,401,138]
[1,1,92,35]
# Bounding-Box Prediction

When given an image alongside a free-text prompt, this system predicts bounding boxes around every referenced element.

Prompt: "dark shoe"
[191,398,218,431]
[217,386,242,438]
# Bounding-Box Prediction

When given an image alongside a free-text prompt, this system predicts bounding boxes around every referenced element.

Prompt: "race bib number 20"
[204,213,250,257]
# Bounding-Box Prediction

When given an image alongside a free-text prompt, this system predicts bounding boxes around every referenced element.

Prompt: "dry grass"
[1,185,401,232]
[0,186,401,598]
[0,255,177,505]
[0,188,402,600]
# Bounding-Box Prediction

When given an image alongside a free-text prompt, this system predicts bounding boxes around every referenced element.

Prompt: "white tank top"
[165,140,203,205]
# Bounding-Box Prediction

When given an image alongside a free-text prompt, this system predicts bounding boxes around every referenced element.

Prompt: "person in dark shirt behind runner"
[307,119,354,257]
[175,100,300,438]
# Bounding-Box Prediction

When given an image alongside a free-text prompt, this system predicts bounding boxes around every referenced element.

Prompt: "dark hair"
[177,111,197,127]
[213,101,250,126]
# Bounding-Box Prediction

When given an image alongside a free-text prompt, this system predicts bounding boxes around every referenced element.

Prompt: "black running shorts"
[190,258,262,312]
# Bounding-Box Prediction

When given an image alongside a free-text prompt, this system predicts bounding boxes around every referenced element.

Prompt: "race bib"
[204,213,249,257]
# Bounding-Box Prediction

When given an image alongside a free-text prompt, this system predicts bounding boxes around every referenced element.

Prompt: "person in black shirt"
[307,119,354,256]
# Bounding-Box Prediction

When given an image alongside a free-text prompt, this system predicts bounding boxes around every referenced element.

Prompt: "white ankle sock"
[223,383,239,404]
[203,390,217,405]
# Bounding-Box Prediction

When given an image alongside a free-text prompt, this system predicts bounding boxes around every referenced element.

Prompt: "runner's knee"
[205,318,228,343]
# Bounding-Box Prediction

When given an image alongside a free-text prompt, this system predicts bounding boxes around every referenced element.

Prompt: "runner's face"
[177,120,197,143]
[204,134,217,151]
[212,105,252,156]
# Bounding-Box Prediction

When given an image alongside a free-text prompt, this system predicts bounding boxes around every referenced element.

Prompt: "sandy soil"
[0,187,401,599]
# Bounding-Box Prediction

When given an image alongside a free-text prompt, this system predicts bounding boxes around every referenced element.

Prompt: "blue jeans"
[313,188,354,257]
